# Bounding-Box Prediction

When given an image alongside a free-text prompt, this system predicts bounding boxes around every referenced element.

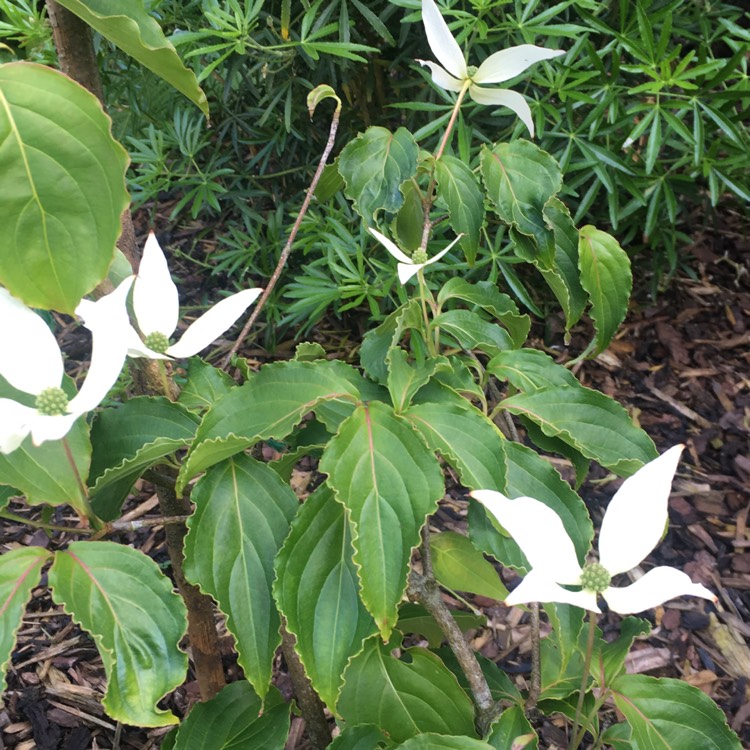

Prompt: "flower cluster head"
[117,232,263,359]
[0,278,134,453]
[471,446,716,614]
[368,227,462,284]
[418,0,565,137]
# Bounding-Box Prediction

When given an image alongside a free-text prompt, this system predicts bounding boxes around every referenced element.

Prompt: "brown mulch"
[1,214,748,748]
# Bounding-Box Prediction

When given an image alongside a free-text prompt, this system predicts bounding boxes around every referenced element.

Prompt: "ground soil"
[1,211,748,749]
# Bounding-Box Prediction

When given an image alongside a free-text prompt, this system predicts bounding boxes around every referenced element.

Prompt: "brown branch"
[220,102,342,368]
[408,526,501,736]
[280,621,332,749]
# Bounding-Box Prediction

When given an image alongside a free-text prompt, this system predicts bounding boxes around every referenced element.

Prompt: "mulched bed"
[1,214,748,748]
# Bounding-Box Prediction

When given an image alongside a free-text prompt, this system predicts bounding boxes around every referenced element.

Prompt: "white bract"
[418,0,564,137]
[122,233,263,359]
[368,227,462,284]
[471,445,716,614]
[0,278,134,453]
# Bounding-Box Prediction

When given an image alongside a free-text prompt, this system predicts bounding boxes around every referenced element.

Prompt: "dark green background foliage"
[2,0,748,337]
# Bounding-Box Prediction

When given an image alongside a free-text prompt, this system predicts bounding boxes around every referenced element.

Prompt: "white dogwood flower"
[471,446,717,614]
[0,278,133,453]
[122,233,262,359]
[368,227,462,284]
[418,0,564,137]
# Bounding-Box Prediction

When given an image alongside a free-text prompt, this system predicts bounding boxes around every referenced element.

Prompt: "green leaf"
[339,126,418,222]
[274,485,376,711]
[0,485,18,510]
[183,455,298,699]
[0,63,129,312]
[543,198,587,332]
[171,682,289,749]
[611,674,742,750]
[600,723,634,749]
[438,279,530,348]
[177,358,235,412]
[0,547,51,694]
[48,541,187,727]
[0,415,91,513]
[468,442,592,570]
[396,603,485,649]
[392,179,424,253]
[437,646,522,705]
[394,735,494,749]
[360,300,424,383]
[387,348,450,414]
[432,309,514,356]
[435,154,484,265]
[487,349,578,392]
[330,725,390,749]
[178,360,360,493]
[578,226,632,355]
[89,397,199,520]
[430,531,508,601]
[501,385,657,474]
[481,140,561,266]
[486,706,538,750]
[338,637,477,742]
[54,0,207,116]
[320,401,444,639]
[595,617,650,685]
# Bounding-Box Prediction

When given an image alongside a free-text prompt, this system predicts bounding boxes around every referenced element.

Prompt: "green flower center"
[580,563,611,593]
[144,331,170,353]
[411,249,429,264]
[35,386,69,416]
[466,64,478,79]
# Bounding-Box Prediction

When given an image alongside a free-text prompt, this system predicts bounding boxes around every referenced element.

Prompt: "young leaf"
[183,455,299,699]
[435,154,484,265]
[594,616,650,685]
[430,531,508,601]
[48,541,188,727]
[178,360,361,493]
[274,485,377,711]
[338,637,476,742]
[53,0,208,116]
[320,401,444,639]
[578,226,632,355]
[0,547,51,693]
[0,63,129,312]
[437,279,530,347]
[486,706,538,750]
[89,397,199,520]
[387,348,451,414]
[611,674,742,749]
[431,309,514,356]
[171,682,289,750]
[338,126,419,222]
[502,385,657,473]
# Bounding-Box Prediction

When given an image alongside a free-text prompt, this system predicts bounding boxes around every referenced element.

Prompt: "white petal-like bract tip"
[416,60,465,92]
[471,490,583,583]
[603,566,716,615]
[505,569,600,612]
[469,86,535,137]
[369,228,413,264]
[421,0,467,80]
[133,233,180,338]
[474,45,565,85]
[598,445,684,575]
[166,288,263,359]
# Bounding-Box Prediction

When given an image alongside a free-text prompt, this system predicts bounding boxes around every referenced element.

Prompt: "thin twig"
[526,602,541,708]
[221,102,342,368]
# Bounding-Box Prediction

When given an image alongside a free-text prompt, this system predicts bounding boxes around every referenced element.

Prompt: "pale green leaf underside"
[184,455,298,699]
[0,547,51,693]
[274,485,376,711]
[48,542,188,727]
[55,0,208,115]
[0,63,129,312]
